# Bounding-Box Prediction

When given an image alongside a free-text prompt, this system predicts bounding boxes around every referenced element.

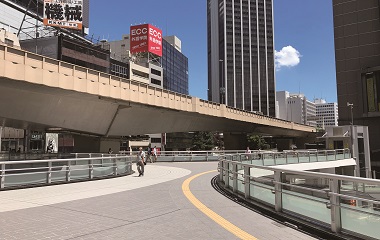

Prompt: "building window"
[151,68,162,76]
[363,71,380,112]
[151,78,161,85]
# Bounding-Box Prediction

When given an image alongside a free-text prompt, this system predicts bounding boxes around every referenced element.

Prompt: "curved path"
[0,162,316,239]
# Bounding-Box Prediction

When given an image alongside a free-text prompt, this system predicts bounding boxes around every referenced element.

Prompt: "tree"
[191,131,215,150]
[247,135,270,150]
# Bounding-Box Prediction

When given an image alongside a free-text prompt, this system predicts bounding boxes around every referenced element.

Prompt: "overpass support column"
[192,97,199,112]
[223,132,247,150]
[275,138,294,151]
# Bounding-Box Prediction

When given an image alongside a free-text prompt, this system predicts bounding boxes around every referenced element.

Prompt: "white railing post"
[89,159,93,179]
[232,162,238,193]
[219,160,224,182]
[0,163,4,189]
[113,157,117,175]
[329,179,342,233]
[47,161,52,184]
[274,171,283,212]
[244,165,250,199]
[224,161,229,187]
[66,160,71,182]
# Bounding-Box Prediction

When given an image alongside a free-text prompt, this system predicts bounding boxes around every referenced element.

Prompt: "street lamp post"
[219,59,225,104]
[347,102,354,126]
[347,102,356,175]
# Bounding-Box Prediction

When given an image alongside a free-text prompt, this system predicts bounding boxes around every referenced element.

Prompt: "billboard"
[130,24,162,57]
[45,133,58,153]
[43,0,83,30]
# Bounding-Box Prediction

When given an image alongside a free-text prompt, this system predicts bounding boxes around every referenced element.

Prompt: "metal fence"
[218,151,380,240]
[0,155,133,189]
[227,149,352,166]
[74,150,246,162]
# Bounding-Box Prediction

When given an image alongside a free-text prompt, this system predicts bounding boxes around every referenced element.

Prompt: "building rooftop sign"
[130,24,162,57]
[43,0,83,30]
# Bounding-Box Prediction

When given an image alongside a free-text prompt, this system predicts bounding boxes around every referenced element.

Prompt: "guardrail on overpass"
[0,156,133,189]
[0,44,315,133]
[218,151,380,240]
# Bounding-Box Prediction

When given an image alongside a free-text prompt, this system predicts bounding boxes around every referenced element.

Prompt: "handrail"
[218,153,380,239]
[0,155,133,189]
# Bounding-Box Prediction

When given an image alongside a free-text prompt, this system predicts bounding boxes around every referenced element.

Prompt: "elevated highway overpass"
[0,44,315,138]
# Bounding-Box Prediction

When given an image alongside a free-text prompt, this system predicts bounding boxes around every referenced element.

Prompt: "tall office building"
[207,0,275,116]
[276,91,316,127]
[314,99,338,129]
[332,1,380,167]
[162,36,189,95]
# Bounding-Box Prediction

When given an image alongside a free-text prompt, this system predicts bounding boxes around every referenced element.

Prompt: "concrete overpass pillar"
[223,132,247,150]
[72,135,121,153]
[73,135,101,153]
[276,139,293,151]
[100,138,120,153]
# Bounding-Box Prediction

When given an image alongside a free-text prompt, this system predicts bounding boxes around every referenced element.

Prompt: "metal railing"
[227,149,352,166]
[74,150,247,162]
[0,155,134,189]
[218,153,380,239]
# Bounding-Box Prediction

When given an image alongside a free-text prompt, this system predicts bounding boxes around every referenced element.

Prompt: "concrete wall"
[100,139,120,153]
[223,132,247,150]
[73,135,100,153]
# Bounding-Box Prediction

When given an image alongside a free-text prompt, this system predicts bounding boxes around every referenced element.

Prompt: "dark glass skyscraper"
[207,0,275,116]
[162,38,189,95]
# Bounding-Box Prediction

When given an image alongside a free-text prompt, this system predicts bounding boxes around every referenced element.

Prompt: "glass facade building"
[162,39,189,95]
[207,0,275,116]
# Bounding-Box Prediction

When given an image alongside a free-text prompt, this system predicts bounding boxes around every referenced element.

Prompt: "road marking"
[182,170,258,240]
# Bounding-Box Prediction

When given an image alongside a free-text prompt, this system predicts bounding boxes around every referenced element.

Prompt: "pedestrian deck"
[0,162,316,240]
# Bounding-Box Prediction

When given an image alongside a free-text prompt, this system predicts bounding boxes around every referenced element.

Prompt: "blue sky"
[90,0,337,103]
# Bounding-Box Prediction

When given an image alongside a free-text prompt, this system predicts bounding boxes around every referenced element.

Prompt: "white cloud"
[275,46,301,70]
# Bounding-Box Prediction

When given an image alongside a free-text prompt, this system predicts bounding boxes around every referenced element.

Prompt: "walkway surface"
[0,162,317,240]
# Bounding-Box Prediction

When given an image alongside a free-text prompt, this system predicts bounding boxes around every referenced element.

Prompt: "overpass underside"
[0,44,315,138]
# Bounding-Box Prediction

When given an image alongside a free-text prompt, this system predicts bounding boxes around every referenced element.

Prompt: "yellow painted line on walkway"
[182,170,258,240]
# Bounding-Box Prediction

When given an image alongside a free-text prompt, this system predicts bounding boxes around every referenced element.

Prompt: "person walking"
[152,146,157,163]
[245,146,251,160]
[137,147,145,177]
[147,147,153,163]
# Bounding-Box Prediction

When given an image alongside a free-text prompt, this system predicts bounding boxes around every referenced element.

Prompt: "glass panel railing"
[327,151,336,161]
[249,168,275,205]
[285,152,299,164]
[262,153,275,166]
[228,163,233,188]
[341,204,380,239]
[5,172,47,187]
[282,190,331,224]
[250,182,275,205]
[70,165,91,180]
[237,164,245,193]
[281,172,331,224]
[274,152,287,165]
